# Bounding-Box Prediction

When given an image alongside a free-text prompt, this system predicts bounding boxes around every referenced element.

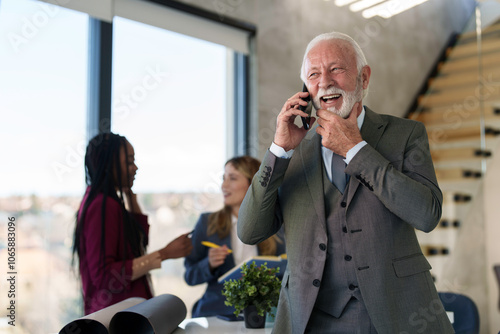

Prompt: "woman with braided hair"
[73,132,192,314]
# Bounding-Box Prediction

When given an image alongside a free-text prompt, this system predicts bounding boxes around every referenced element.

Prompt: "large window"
[112,16,227,193]
[0,0,250,331]
[0,0,88,332]
[0,0,88,196]
[111,16,229,315]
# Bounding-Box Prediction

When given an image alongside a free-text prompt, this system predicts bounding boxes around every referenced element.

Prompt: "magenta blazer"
[77,188,153,314]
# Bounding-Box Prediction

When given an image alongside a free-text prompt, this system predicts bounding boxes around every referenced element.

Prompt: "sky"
[0,0,227,196]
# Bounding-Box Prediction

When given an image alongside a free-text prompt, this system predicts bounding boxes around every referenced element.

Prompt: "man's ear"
[361,65,371,89]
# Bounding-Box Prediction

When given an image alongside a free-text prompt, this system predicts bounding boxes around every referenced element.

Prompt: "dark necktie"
[331,153,347,193]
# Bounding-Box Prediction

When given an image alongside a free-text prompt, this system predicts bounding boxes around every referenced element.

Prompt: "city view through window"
[0,1,229,332]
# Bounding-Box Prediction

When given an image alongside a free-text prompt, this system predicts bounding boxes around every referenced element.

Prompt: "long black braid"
[72,133,145,275]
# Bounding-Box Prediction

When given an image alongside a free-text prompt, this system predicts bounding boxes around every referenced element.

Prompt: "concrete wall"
[179,0,474,156]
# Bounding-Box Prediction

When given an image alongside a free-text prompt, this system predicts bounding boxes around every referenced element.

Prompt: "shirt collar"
[357,106,366,130]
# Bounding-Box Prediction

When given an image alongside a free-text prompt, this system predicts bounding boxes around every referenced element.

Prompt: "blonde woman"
[184,156,285,317]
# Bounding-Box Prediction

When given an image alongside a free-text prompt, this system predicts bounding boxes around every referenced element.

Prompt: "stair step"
[442,191,474,205]
[430,68,500,91]
[430,147,492,162]
[439,52,500,74]
[437,219,461,229]
[427,124,500,144]
[438,175,483,195]
[449,38,500,60]
[419,83,500,108]
[459,21,500,41]
[421,244,450,256]
[435,167,482,182]
[409,103,500,124]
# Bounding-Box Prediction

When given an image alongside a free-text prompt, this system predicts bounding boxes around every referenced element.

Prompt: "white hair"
[300,32,369,98]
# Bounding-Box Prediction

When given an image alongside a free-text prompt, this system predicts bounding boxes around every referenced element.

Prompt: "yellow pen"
[201,241,233,253]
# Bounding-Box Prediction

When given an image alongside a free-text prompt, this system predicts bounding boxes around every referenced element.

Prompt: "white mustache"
[318,87,345,97]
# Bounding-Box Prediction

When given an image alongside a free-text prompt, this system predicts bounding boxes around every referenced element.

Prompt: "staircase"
[407,19,500,328]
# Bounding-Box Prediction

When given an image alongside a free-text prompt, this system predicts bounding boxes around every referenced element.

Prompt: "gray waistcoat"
[314,168,362,318]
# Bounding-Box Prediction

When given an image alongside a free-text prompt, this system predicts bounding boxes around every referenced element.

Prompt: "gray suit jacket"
[238,107,454,334]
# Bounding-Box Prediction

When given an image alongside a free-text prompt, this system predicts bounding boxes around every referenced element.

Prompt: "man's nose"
[318,73,334,89]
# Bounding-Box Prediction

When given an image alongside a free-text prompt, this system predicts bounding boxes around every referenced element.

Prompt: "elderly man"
[238,32,453,334]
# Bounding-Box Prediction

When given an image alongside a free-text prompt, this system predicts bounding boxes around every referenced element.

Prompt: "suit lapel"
[346,107,387,206]
[360,107,386,147]
[298,126,326,231]
[297,107,386,219]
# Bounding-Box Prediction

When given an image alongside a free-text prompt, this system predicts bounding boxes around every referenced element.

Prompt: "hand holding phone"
[299,83,312,130]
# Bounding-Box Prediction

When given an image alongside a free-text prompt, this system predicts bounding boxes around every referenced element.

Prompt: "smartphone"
[299,83,312,130]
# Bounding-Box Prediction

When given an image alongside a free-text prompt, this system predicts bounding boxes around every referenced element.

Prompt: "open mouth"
[321,94,341,103]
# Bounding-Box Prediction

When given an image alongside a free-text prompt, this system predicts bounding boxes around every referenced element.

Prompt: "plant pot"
[243,305,266,328]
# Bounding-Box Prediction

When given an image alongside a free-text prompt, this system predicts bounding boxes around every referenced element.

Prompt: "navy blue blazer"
[184,212,286,317]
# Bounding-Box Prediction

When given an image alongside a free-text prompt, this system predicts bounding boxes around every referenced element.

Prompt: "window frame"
[87,1,256,157]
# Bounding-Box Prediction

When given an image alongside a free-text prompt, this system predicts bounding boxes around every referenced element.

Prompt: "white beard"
[312,77,363,118]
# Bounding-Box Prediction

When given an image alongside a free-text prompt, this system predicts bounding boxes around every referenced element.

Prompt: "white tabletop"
[172,312,454,333]
[173,316,274,334]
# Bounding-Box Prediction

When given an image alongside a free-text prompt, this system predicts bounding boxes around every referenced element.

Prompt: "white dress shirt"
[231,215,257,264]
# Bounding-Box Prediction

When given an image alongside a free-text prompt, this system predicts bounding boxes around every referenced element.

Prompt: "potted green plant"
[222,261,282,328]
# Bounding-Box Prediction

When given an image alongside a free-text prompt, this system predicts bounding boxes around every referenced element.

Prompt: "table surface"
[172,312,454,333]
[173,316,274,334]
